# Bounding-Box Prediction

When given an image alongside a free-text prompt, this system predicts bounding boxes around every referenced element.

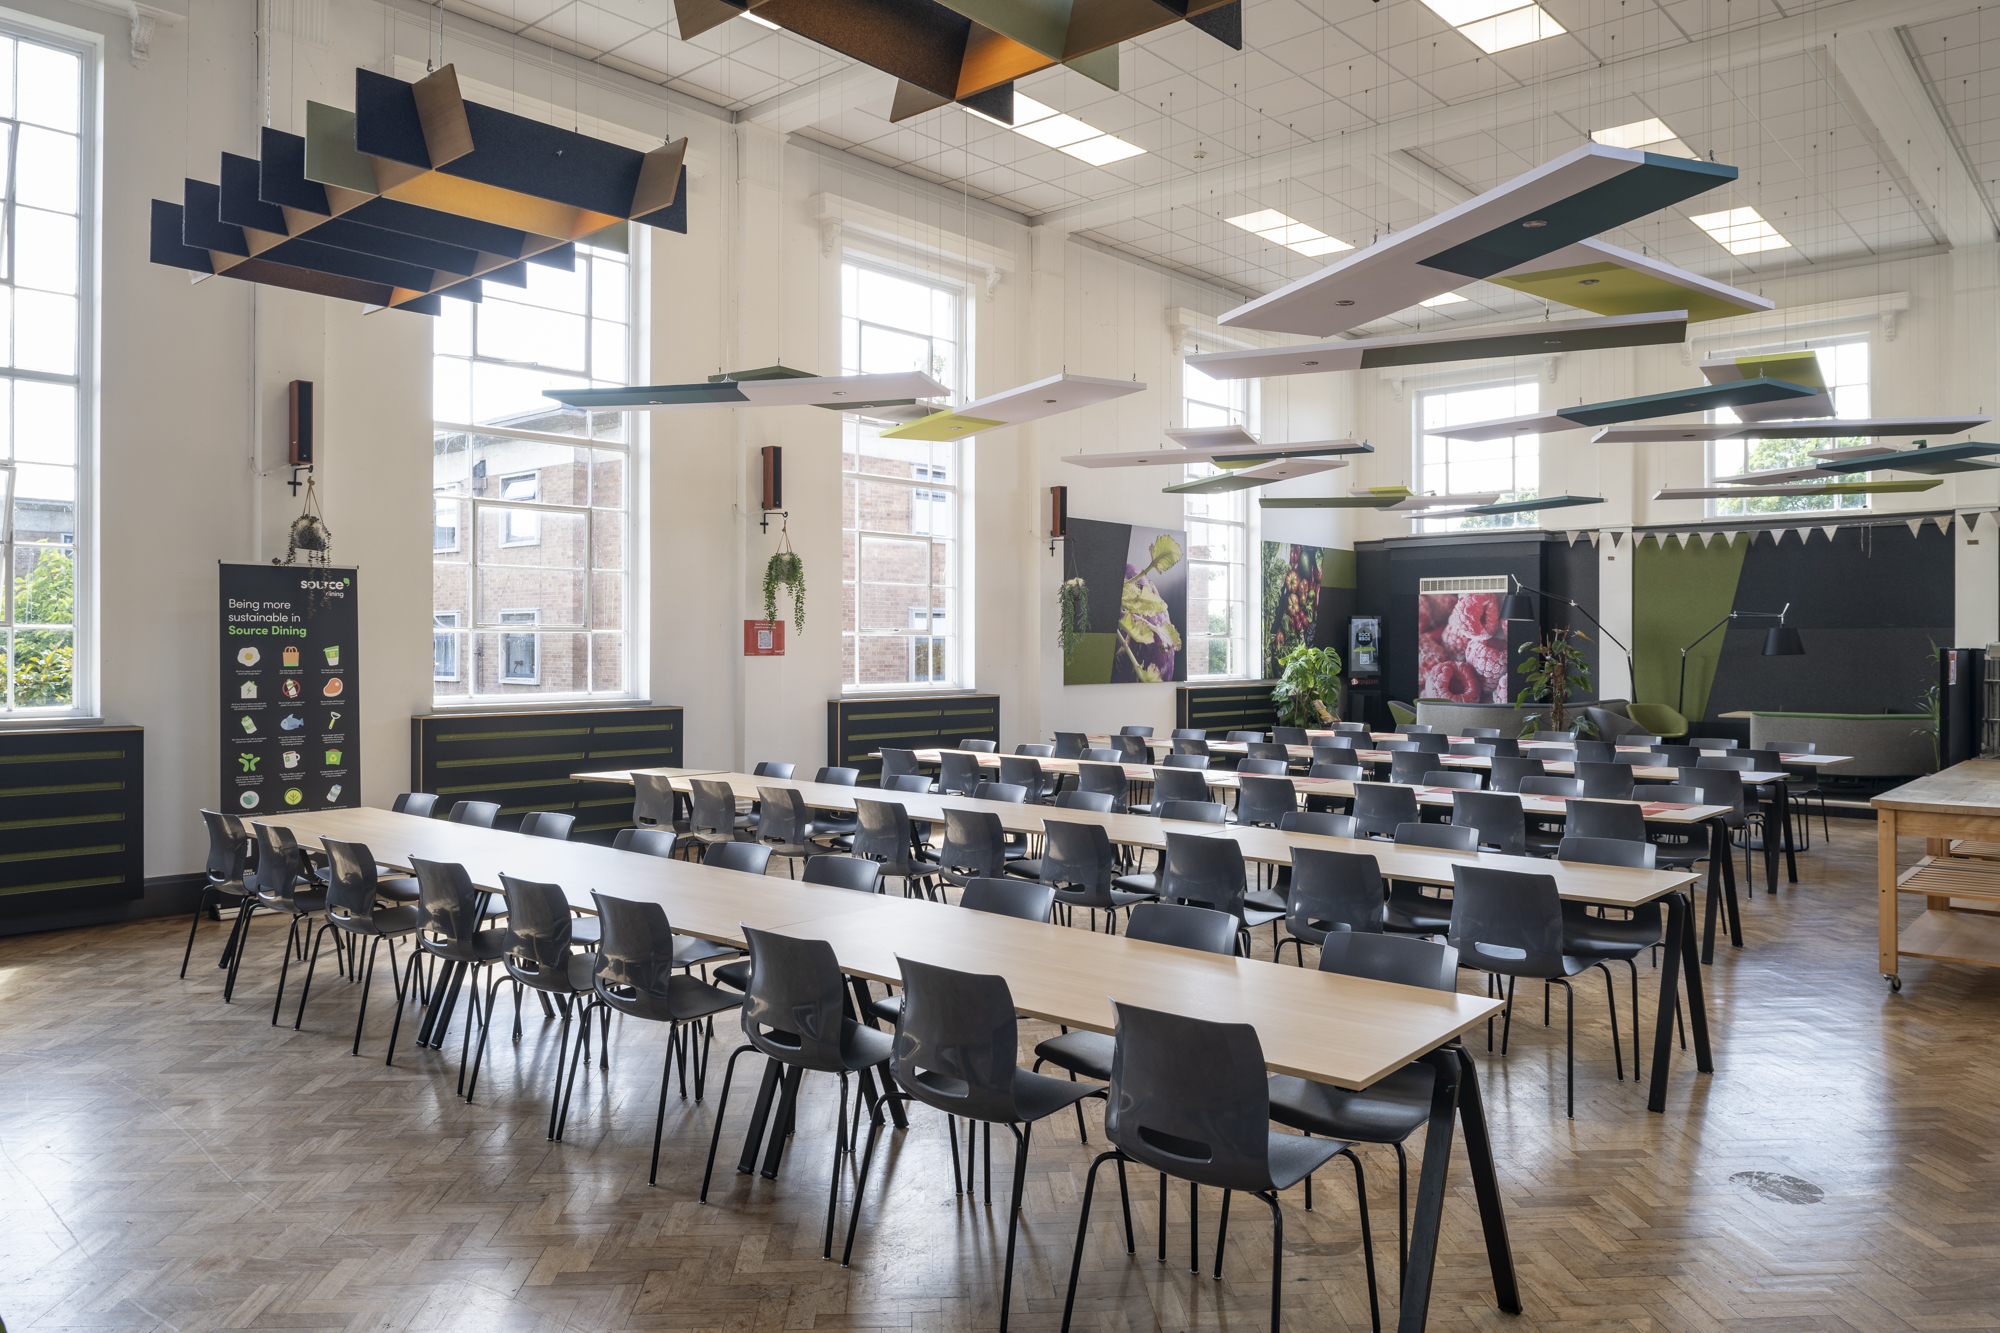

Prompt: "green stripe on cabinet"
[0,874,126,897]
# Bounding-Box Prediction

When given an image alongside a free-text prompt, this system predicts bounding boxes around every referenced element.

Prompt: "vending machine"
[1346,617,1381,725]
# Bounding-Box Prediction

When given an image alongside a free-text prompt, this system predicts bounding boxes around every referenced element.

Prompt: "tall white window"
[1416,379,1540,532]
[1182,363,1251,678]
[840,259,965,691]
[0,30,89,716]
[1710,339,1871,516]
[432,237,636,703]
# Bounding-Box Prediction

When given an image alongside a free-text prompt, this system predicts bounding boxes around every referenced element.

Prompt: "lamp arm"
[1508,578,1636,691]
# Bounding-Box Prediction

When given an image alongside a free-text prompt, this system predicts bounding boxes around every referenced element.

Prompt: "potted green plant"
[1514,627,1593,737]
[763,541,806,634]
[1272,642,1344,727]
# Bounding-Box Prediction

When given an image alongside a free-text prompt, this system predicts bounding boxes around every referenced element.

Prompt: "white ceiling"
[443,0,2000,326]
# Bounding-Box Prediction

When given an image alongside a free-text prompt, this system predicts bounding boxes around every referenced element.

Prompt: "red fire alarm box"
[744,620,785,656]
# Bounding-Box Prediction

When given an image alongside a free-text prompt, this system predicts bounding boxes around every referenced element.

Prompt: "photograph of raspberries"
[1417,590,1510,703]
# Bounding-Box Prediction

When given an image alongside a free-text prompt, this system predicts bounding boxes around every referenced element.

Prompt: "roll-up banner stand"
[220,564,360,816]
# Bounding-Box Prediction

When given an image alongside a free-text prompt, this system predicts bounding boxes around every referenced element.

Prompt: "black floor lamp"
[1677,603,1803,717]
[1500,577,1636,690]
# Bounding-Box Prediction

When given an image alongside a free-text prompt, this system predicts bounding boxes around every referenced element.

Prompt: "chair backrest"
[1351,782,1419,838]
[803,853,884,892]
[1314,734,1358,752]
[1423,771,1481,791]
[1308,761,1366,782]
[971,780,1029,804]
[1280,809,1357,838]
[519,810,575,841]
[1488,756,1546,793]
[1686,736,1738,750]
[202,809,250,882]
[1379,738,1418,754]
[688,779,740,838]
[1114,734,1153,764]
[1573,740,1615,763]
[613,827,680,858]
[1153,799,1225,824]
[739,925,850,1072]
[589,891,680,1008]
[1151,767,1210,804]
[1623,734,1662,747]
[1159,832,1248,923]
[1612,750,1663,766]
[1334,721,1371,735]
[1397,724,1438,734]
[1318,932,1458,989]
[1533,730,1577,742]
[499,873,576,972]
[705,841,774,875]
[1161,751,1210,770]
[1245,741,1290,761]
[1681,765,1746,813]
[1463,727,1502,739]
[410,856,484,948]
[1394,822,1478,852]
[1235,757,1288,776]
[1120,725,1155,738]
[449,800,500,827]
[1641,784,1705,808]
[851,798,917,863]
[891,955,1026,1123]
[1225,730,1263,743]
[1082,747,1122,762]
[1273,726,1310,747]
[939,751,983,795]
[1016,743,1055,757]
[816,766,861,786]
[248,820,305,900]
[1699,753,1758,772]
[880,747,923,781]
[1656,745,1702,768]
[1448,742,1497,757]
[961,877,1056,922]
[1483,737,1521,758]
[632,772,677,827]
[1054,789,1116,813]
[1038,819,1114,895]
[884,773,932,795]
[959,738,998,752]
[1557,836,1655,868]
[320,837,380,924]
[1125,902,1240,954]
[1287,847,1386,936]
[1407,733,1451,754]
[938,808,1008,879]
[1567,797,1645,842]
[393,791,440,818]
[753,761,796,780]
[1076,761,1129,810]
[1171,728,1205,741]
[1104,1000,1274,1192]
[1448,865,1566,978]
[755,787,814,847]
[1534,746,1578,763]
[1234,775,1297,827]
[1052,732,1088,759]
[1520,775,1585,798]
[1452,790,1526,855]
[997,755,1044,788]
[1575,761,1635,800]
[1172,738,1211,757]
[1389,751,1433,785]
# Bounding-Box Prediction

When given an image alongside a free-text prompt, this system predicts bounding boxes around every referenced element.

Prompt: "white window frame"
[433,497,460,554]
[1413,376,1541,533]
[1706,334,1874,518]
[499,472,541,545]
[0,22,94,720]
[433,611,461,682]
[498,608,540,684]
[1182,364,1256,681]
[839,253,971,694]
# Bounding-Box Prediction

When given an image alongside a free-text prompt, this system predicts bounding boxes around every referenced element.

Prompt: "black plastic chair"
[702,926,897,1256]
[1120,726,1155,737]
[1682,765,1764,886]
[1081,747,1122,762]
[394,792,440,818]
[1452,790,1526,855]
[851,798,938,899]
[237,820,327,1017]
[1268,933,1456,1293]
[1422,770,1480,791]
[1393,822,1476,852]
[293,837,418,1057]
[1173,737,1211,757]
[1488,756,1546,793]
[631,772,680,832]
[1762,740,1826,847]
[1612,750,1664,767]
[811,767,862,840]
[1534,746,1578,763]
[960,738,998,752]
[1059,1001,1374,1333]
[803,853,883,893]
[1226,730,1263,743]
[880,747,929,786]
[705,841,773,875]
[1158,831,1281,955]
[1160,752,1210,770]
[1388,751,1433,785]
[449,801,501,827]
[1281,809,1357,837]
[685,778,751,854]
[1573,741,1615,763]
[1111,734,1152,765]
[1382,823,1473,935]
[1315,734,1358,752]
[939,751,984,797]
[184,810,254,982]
[1017,743,1055,756]
[1171,728,1205,741]
[1533,730,1577,742]
[997,754,1052,803]
[1685,735,1737,750]
[1484,737,1522,758]
[1568,798,1645,843]
[753,761,795,780]
[1558,837,1654,869]
[1553,839,1666,1075]
[1308,761,1366,781]
[466,874,597,1123]
[847,956,1099,1321]
[1637,784,1708,870]
[1464,727,1502,738]
[1447,742,1497,758]
[1447,865,1624,1118]
[1151,798,1224,823]
[389,857,505,1086]
[931,808,1009,887]
[590,892,743,1181]
[1137,766,1210,818]
[1351,783,1417,839]
[1036,819,1155,931]
[1052,732,1088,759]
[1521,775,1584,798]
[757,786,829,876]
[517,810,574,840]
[1076,761,1129,812]
[1234,775,1298,828]
[1235,757,1289,776]
[962,877,1057,921]
[1575,761,1635,800]
[1276,847,1386,964]
[1656,744,1702,769]
[1055,789,1115,813]
[614,827,680,858]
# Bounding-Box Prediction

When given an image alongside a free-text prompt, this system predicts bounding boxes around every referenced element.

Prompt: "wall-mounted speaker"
[1050,485,1068,539]
[288,380,314,466]
[761,445,783,511]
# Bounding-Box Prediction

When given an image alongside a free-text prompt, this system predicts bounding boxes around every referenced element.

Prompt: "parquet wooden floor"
[5,826,2000,1332]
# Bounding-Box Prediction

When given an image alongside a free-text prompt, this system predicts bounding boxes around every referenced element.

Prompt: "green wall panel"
[1633,535,1749,721]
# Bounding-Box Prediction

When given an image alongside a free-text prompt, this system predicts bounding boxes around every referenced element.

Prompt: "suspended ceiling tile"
[444,1,537,35]
[597,52,669,85]
[1247,0,1328,46]
[604,29,676,76]
[529,4,649,56]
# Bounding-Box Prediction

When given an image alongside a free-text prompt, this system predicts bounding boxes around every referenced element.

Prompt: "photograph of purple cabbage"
[1112,533,1185,683]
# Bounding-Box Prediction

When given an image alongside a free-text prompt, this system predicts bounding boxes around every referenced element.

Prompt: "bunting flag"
[1820,525,1839,543]
[1610,530,1625,547]
[1588,531,1601,547]
[1908,519,1924,537]
[1935,514,1954,533]
[1565,531,1580,546]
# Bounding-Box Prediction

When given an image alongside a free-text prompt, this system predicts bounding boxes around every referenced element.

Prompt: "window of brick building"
[432,235,635,703]
[840,259,966,691]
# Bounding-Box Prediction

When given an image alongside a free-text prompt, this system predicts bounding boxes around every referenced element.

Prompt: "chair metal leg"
[293,922,332,1030]
[179,887,217,979]
[649,1023,679,1184]
[556,999,594,1143]
[1257,1189,1284,1333]
[1159,1173,1167,1264]
[1189,1181,1199,1274]
[821,1073,848,1259]
[545,998,574,1141]
[386,947,423,1065]
[1059,1150,1121,1332]
[1213,1188,1230,1278]
[270,915,303,1026]
[1556,978,1575,1119]
[842,1098,887,1267]
[997,1122,1032,1331]
[351,937,381,1056]
[1340,1149,1381,1333]
[1393,1141,1409,1290]
[464,975,507,1103]
[222,902,256,1001]
[700,1046,755,1201]
[1598,963,1623,1081]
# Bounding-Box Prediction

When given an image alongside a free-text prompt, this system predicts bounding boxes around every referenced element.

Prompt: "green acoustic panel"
[1450,495,1605,517]
[1441,377,1821,441]
[1633,533,1748,724]
[1260,496,1406,509]
[1814,442,2000,476]
[558,383,752,407]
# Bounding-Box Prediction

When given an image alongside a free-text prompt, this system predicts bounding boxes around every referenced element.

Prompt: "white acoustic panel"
[1062,438,1370,469]
[1185,311,1688,381]
[880,372,1144,439]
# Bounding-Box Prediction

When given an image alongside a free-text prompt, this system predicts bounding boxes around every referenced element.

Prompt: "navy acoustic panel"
[410,707,682,844]
[828,695,1000,785]
[0,727,145,919]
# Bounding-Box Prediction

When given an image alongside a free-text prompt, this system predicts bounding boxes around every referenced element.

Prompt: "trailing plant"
[1515,627,1593,737]
[1273,642,1344,728]
[1058,578,1088,664]
[763,522,806,633]
[1915,637,1942,770]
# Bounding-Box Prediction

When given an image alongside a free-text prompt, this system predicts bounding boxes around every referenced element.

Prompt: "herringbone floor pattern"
[5,827,2000,1332]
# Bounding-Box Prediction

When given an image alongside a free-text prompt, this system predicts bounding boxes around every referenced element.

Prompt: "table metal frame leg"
[1700,817,1743,964]
[1646,890,1713,1113]
[1396,1045,1518,1332]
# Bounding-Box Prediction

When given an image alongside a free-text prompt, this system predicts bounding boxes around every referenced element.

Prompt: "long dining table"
[573,769,1716,1113]
[273,803,1513,1333]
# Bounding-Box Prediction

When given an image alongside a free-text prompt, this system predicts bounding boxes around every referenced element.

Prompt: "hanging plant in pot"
[763,522,806,634]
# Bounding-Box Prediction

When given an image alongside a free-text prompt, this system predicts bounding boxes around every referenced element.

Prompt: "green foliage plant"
[1515,627,1592,738]
[763,550,806,634]
[1058,578,1088,664]
[1273,642,1344,727]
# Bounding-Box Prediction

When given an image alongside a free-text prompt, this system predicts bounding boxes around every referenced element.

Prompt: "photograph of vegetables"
[1261,542,1326,678]
[1061,518,1190,685]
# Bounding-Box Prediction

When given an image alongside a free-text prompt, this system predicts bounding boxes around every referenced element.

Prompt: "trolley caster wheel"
[1885,974,1902,992]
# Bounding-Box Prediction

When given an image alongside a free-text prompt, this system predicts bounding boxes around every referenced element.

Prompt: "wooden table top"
[268,807,1501,1093]
[950,744,1824,783]
[568,770,1704,902]
[574,766,733,782]
[1875,759,2000,816]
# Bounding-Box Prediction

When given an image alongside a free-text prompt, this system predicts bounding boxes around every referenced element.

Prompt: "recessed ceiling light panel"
[1689,206,1791,255]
